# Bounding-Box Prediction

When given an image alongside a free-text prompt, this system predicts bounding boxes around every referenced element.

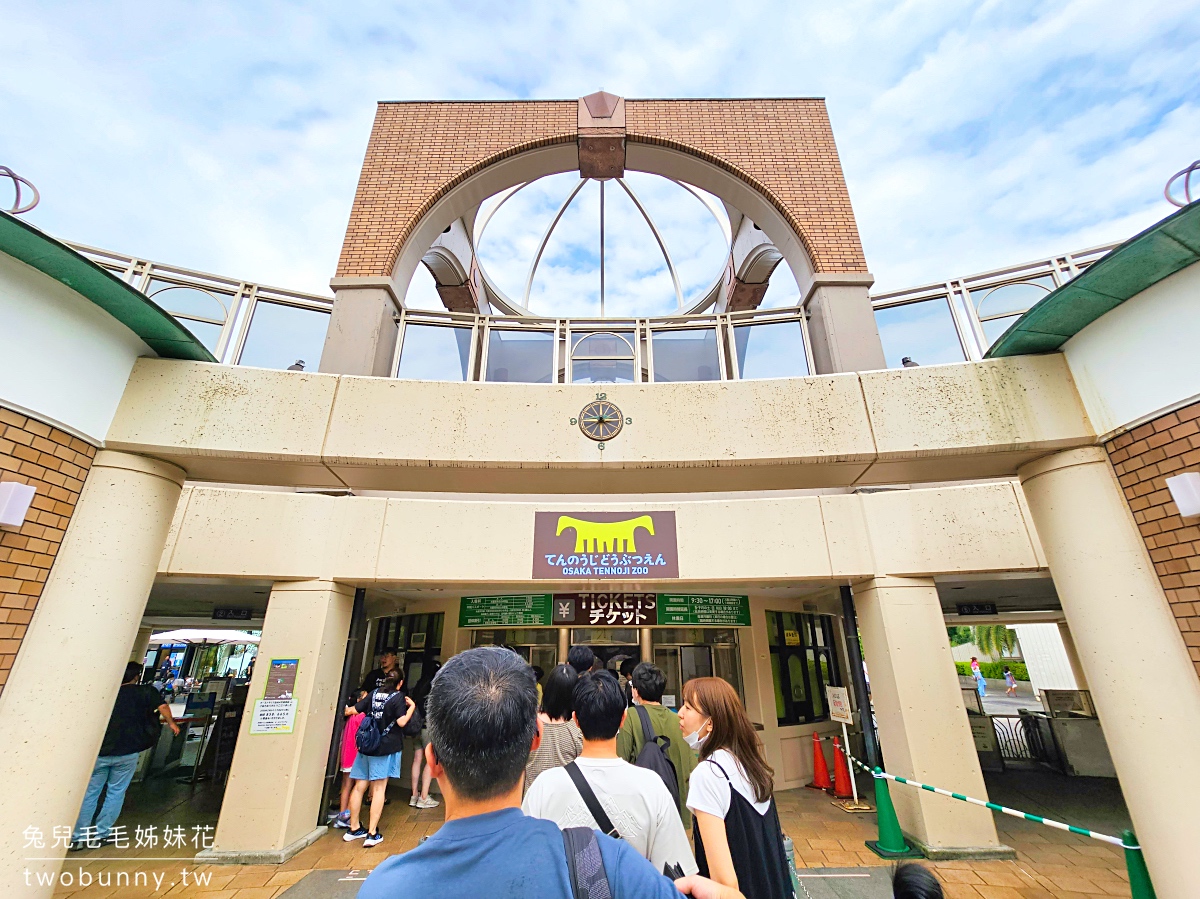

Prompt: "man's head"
[426,647,538,801]
[567,645,595,675]
[123,662,142,684]
[630,661,666,704]
[619,658,635,678]
[572,671,627,741]
[380,651,398,670]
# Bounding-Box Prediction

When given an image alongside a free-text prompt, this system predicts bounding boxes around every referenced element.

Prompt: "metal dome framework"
[472,173,733,318]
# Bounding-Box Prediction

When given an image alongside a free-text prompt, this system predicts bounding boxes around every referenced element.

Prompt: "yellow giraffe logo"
[556,515,655,553]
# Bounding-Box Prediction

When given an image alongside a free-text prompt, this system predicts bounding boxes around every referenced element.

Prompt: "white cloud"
[2,0,1197,307]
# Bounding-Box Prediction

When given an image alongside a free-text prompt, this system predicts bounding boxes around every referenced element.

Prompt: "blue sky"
[3,0,1198,310]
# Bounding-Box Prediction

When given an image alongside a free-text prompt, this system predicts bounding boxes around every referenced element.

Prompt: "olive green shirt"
[617,702,697,828]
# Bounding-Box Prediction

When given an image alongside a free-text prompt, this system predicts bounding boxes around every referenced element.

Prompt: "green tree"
[972,624,1018,659]
[946,626,972,647]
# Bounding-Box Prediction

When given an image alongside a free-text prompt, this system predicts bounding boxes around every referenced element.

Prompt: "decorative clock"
[577,399,623,441]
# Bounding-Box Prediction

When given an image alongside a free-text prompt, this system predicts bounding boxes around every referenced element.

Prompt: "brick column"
[0,406,97,697]
[1105,400,1200,680]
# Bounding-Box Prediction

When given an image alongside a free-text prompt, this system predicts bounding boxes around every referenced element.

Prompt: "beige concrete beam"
[158,482,1045,585]
[852,577,1009,858]
[203,580,355,863]
[0,451,185,898]
[1019,447,1200,899]
[107,354,1094,494]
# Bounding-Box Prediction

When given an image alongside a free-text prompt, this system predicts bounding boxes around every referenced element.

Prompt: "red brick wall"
[335,98,867,281]
[0,406,96,696]
[1107,400,1200,678]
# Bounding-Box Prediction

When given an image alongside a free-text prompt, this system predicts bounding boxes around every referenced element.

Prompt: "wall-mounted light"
[0,482,36,531]
[1166,473,1200,519]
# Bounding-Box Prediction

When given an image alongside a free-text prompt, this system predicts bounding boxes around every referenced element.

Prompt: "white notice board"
[826,686,853,724]
[250,698,297,735]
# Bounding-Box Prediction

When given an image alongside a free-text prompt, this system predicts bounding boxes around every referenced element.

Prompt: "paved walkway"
[52,768,1134,899]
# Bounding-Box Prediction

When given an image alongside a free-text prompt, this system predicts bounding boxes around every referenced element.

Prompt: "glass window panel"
[176,318,222,352]
[787,655,808,703]
[874,299,966,369]
[148,282,230,322]
[572,331,635,357]
[808,650,826,717]
[651,328,720,382]
[654,647,681,706]
[572,359,635,383]
[571,331,636,383]
[771,653,786,720]
[681,646,713,684]
[486,329,554,383]
[713,645,742,698]
[765,613,779,645]
[733,321,809,379]
[971,276,1054,319]
[981,314,1022,348]
[397,324,472,381]
[238,302,331,371]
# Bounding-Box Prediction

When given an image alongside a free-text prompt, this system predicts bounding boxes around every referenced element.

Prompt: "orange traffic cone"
[831,736,854,799]
[805,733,832,791]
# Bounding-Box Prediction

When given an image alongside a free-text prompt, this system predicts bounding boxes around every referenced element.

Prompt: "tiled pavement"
[53,770,1135,899]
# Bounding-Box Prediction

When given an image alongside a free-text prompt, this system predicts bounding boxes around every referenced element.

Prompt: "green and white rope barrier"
[845,752,1125,847]
[844,750,1157,899]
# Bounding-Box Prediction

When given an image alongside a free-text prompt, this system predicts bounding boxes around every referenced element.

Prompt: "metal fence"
[869,243,1119,367]
[68,238,1121,379]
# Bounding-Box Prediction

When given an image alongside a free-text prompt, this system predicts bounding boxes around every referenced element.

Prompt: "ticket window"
[653,628,743,708]
[471,629,558,675]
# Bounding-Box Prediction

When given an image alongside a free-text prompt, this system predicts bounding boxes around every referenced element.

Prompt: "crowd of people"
[346,645,944,899]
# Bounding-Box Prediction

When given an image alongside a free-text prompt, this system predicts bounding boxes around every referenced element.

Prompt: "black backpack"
[632,705,680,811]
[355,692,394,755]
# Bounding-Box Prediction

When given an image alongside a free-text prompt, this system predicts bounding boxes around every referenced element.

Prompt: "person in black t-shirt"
[361,651,400,693]
[70,662,180,850]
[343,675,415,848]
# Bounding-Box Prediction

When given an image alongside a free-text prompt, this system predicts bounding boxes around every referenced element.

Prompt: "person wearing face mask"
[679,677,793,899]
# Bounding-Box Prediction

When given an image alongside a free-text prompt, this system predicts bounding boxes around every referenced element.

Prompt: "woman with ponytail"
[679,677,793,899]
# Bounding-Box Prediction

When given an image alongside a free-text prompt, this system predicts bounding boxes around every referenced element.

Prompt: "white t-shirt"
[522,756,698,875]
[686,749,772,819]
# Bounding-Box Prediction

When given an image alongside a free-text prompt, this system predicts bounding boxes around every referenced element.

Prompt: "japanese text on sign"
[250,698,297,735]
[459,594,553,628]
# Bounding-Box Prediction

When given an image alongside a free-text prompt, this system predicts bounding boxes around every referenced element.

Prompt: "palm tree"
[972,625,1018,659]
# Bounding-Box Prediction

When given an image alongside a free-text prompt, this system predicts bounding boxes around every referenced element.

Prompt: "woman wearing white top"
[680,677,793,899]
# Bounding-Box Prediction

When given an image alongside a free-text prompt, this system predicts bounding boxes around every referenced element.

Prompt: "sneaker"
[333,811,351,829]
[363,831,384,848]
[416,796,440,809]
[343,827,369,842]
[409,794,419,807]
[67,840,89,853]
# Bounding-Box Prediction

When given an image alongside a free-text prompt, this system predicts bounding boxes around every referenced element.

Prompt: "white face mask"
[684,718,710,751]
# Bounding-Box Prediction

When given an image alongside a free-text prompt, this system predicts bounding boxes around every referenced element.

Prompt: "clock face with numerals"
[578,400,623,441]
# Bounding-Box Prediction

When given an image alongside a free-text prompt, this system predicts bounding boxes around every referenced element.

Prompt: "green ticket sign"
[657,594,751,626]
[459,594,553,628]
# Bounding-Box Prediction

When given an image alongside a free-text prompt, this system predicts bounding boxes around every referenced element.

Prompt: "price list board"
[459,594,554,628]
[657,594,751,627]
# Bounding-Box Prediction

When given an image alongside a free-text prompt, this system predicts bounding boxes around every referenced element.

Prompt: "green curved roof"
[987,202,1200,357]
[0,211,216,362]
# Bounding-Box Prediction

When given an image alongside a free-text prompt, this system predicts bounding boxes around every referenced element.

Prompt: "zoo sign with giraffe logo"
[533,511,679,579]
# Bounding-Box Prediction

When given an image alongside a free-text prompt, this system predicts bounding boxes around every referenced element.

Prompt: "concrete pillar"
[203,580,355,864]
[0,451,185,897]
[558,627,570,665]
[1020,447,1200,899]
[852,576,1008,857]
[639,627,653,663]
[318,287,399,376]
[129,624,154,665]
[1056,622,1089,691]
[803,275,885,374]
